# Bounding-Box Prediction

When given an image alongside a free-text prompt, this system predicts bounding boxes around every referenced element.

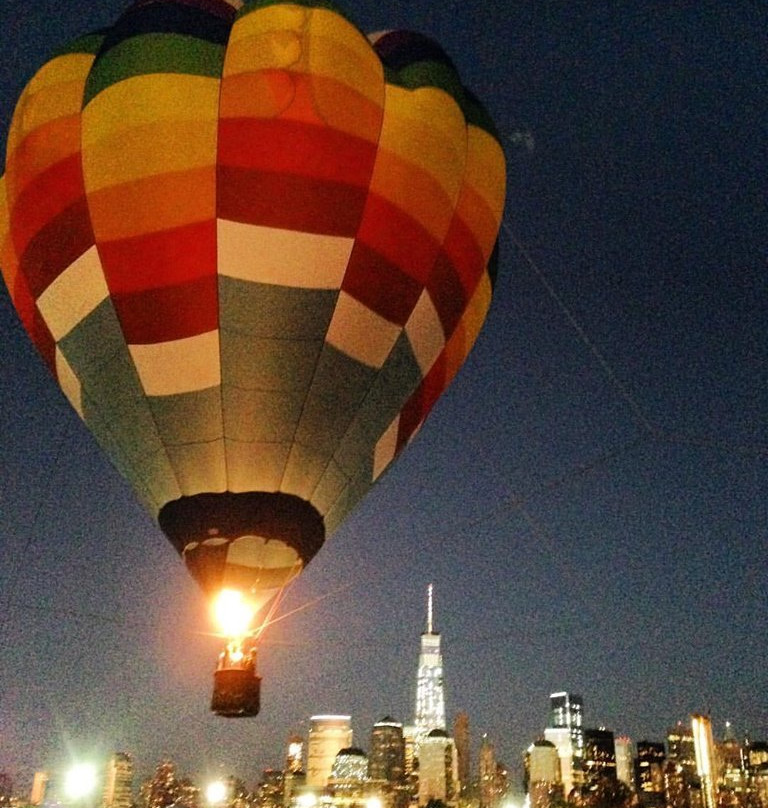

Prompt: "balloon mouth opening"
[158,491,325,594]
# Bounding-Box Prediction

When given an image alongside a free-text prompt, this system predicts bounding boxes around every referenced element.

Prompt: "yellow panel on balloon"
[81,73,220,148]
[85,167,216,240]
[6,54,93,157]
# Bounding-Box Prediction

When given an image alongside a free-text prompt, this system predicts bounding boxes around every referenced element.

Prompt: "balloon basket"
[211,654,261,718]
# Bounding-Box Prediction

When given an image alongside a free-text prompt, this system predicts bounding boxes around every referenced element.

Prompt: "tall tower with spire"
[414,583,446,733]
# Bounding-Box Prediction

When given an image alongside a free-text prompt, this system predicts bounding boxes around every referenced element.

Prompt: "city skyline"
[3,589,763,792]
[0,0,765,789]
[6,699,764,801]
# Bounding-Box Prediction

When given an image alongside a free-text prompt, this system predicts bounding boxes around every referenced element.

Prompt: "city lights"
[3,598,765,808]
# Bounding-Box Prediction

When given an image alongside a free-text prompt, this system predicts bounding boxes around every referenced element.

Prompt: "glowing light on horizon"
[64,764,97,801]
[206,781,227,805]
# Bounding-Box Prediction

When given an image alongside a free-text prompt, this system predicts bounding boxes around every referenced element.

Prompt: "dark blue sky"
[0,0,765,794]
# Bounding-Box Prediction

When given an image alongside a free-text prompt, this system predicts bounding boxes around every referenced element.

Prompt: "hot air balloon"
[0,0,506,716]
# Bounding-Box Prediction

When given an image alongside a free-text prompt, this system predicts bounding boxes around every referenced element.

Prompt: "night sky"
[0,0,765,796]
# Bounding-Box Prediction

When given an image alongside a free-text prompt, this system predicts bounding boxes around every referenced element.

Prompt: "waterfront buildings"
[103,753,134,808]
[306,716,353,789]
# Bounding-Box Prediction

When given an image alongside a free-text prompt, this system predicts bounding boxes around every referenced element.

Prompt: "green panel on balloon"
[222,386,306,444]
[324,471,374,537]
[167,439,227,496]
[80,389,180,514]
[84,34,226,100]
[312,456,350,516]
[220,331,324,393]
[281,441,338,502]
[225,438,291,493]
[148,388,224,447]
[293,345,377,457]
[219,278,337,340]
[331,332,422,475]
[79,353,166,461]
[57,300,132,377]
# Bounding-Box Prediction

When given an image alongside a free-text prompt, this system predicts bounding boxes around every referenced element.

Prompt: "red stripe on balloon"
[18,198,94,299]
[112,273,219,344]
[440,215,485,297]
[218,118,377,189]
[357,194,441,287]
[98,220,216,295]
[341,240,422,326]
[11,151,91,271]
[217,167,367,237]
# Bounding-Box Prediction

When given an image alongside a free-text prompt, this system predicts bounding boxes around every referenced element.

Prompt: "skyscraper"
[418,730,458,807]
[286,737,304,775]
[284,736,306,808]
[547,692,584,794]
[479,734,501,808]
[525,740,562,808]
[543,728,576,798]
[692,714,717,808]
[453,712,470,795]
[666,723,697,778]
[370,718,409,808]
[30,773,49,806]
[614,737,634,789]
[370,718,406,783]
[635,741,665,808]
[550,692,584,761]
[582,728,616,787]
[103,753,134,808]
[414,584,446,735]
[307,715,353,788]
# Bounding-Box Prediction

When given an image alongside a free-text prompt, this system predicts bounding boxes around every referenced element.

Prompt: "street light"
[206,781,228,806]
[64,764,97,804]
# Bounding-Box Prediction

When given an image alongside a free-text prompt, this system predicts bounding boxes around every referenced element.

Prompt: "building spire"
[414,584,445,732]
[427,583,434,634]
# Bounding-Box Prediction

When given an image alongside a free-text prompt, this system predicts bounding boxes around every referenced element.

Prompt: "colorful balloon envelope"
[0,0,506,705]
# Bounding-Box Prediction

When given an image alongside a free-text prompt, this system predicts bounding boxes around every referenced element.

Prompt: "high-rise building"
[370,717,406,783]
[414,584,446,735]
[307,715,353,788]
[286,737,304,775]
[30,773,49,806]
[719,722,747,794]
[667,723,697,778]
[283,736,305,807]
[748,742,768,770]
[583,728,616,788]
[370,718,409,808]
[453,712,470,795]
[479,734,506,808]
[663,761,691,808]
[544,727,576,799]
[103,753,134,808]
[418,730,458,807]
[525,740,562,808]
[331,749,369,781]
[550,693,584,764]
[614,737,634,788]
[692,714,717,808]
[636,741,665,807]
[546,693,584,795]
[329,748,388,808]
